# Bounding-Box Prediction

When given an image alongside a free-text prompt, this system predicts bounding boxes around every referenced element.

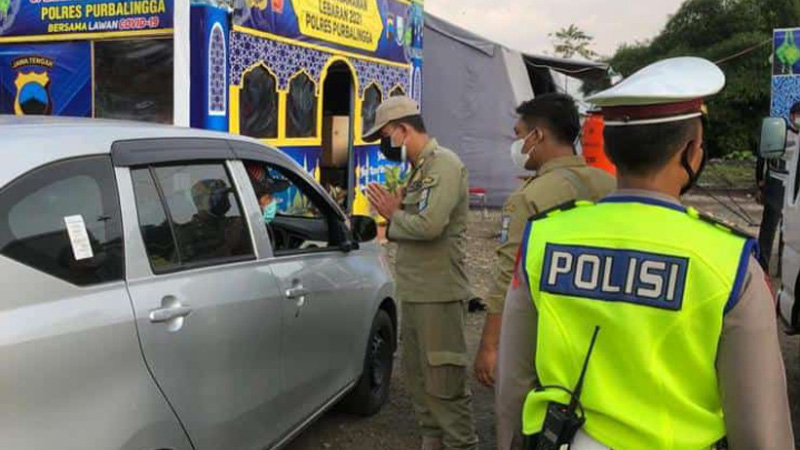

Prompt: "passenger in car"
[181,179,246,261]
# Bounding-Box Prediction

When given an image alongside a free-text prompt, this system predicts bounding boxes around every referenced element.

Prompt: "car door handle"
[285,286,308,299]
[149,305,193,323]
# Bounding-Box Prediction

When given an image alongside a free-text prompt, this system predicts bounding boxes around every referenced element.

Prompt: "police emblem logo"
[12,55,55,116]
[14,71,51,115]
[541,244,688,311]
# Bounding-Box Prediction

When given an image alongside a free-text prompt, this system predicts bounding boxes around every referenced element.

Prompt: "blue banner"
[774,28,800,76]
[0,0,173,38]
[191,2,229,131]
[0,41,91,116]
[234,0,421,64]
[771,29,800,119]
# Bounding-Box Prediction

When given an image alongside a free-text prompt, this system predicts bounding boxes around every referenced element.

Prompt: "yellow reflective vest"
[521,197,755,449]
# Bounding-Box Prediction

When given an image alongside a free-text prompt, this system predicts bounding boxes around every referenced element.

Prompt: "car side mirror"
[760,117,788,159]
[351,215,378,243]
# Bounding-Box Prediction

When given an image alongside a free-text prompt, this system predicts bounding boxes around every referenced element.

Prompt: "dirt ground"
[286,191,800,450]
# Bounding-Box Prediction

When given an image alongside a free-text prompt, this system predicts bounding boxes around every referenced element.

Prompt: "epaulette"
[686,207,755,240]
[528,200,594,222]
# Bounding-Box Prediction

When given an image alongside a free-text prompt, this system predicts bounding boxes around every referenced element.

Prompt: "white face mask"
[392,128,408,163]
[510,130,535,170]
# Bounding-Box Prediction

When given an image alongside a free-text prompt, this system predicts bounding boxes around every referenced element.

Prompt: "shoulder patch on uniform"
[687,207,754,239]
[421,176,437,188]
[528,200,593,222]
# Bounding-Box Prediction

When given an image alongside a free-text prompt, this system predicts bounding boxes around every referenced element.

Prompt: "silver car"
[0,117,397,450]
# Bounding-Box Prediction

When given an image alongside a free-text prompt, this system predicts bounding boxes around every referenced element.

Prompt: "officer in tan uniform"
[474,93,615,388]
[364,96,478,450]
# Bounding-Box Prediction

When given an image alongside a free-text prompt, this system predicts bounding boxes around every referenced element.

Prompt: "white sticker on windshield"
[63,215,94,261]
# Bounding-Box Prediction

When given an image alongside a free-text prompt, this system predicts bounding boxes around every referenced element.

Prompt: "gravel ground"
[286,192,800,450]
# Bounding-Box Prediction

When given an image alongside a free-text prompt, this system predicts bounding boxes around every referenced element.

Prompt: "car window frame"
[131,160,257,275]
[231,142,352,258]
[114,137,259,275]
[257,162,347,257]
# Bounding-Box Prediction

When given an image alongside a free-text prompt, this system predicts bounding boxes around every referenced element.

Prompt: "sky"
[424,0,687,58]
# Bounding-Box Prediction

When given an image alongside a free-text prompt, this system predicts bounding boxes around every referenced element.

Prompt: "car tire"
[341,309,394,416]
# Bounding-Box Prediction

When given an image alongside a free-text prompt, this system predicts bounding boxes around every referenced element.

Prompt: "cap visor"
[362,120,387,142]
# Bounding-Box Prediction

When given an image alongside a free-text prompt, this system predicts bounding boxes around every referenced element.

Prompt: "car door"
[113,139,285,450]
[0,155,191,450]
[233,149,370,436]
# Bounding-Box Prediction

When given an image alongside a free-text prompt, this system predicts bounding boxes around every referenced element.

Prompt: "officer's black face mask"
[208,189,232,217]
[379,126,405,162]
[680,145,706,195]
[380,136,402,161]
[679,121,708,196]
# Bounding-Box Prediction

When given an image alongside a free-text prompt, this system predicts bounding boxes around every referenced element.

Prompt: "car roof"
[0,116,278,183]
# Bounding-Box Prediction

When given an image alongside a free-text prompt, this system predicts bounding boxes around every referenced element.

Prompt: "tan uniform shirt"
[487,156,616,313]
[496,190,794,450]
[388,138,471,303]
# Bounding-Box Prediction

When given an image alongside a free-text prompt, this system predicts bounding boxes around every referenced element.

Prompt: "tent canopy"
[422,14,610,206]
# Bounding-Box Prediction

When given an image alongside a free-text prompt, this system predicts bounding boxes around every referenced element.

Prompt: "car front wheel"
[341,309,394,416]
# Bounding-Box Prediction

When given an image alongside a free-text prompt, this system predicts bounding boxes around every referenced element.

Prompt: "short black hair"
[791,101,800,116]
[516,93,580,144]
[391,114,426,134]
[604,118,701,176]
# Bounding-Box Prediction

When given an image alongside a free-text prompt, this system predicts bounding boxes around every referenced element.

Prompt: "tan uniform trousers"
[402,301,478,450]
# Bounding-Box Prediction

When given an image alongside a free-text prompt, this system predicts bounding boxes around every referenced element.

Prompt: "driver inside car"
[254,178,289,224]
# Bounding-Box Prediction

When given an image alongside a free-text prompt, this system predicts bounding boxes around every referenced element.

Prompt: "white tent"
[422,14,609,206]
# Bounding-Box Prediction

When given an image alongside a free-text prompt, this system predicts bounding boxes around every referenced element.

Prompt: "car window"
[131,162,254,272]
[0,156,124,286]
[244,160,341,255]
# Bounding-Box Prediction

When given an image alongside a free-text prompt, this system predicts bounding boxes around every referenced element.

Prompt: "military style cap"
[191,179,229,199]
[587,57,725,127]
[362,96,420,142]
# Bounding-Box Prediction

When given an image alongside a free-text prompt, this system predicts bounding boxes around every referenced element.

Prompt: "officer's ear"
[529,126,545,146]
[686,121,705,170]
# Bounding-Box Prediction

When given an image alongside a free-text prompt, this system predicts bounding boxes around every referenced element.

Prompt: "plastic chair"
[469,187,489,219]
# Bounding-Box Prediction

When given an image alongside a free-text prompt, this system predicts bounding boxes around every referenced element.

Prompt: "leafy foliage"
[550,24,599,60]
[383,165,410,194]
[582,0,800,157]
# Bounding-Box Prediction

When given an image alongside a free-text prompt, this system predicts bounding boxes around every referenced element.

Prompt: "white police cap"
[587,57,725,127]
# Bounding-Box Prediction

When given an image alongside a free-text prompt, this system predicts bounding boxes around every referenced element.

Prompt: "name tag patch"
[500,215,511,243]
[540,244,688,311]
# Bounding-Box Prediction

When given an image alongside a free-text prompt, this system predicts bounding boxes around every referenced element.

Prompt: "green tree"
[550,24,599,60]
[582,0,800,158]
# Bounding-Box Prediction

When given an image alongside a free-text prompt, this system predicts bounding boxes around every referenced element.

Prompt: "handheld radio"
[531,326,601,450]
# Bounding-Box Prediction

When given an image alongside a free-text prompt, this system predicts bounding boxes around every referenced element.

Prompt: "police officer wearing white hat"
[495,57,794,449]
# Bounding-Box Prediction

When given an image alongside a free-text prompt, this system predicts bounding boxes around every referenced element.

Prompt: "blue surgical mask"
[263,200,278,223]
